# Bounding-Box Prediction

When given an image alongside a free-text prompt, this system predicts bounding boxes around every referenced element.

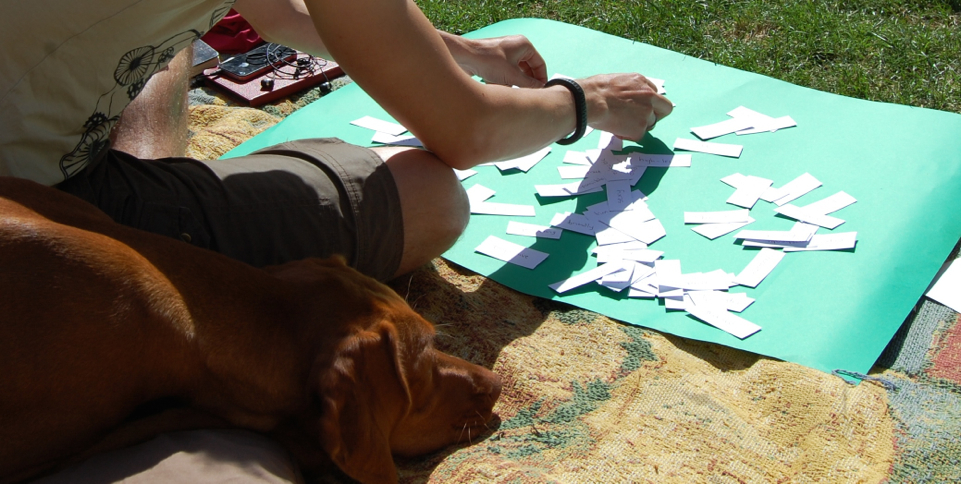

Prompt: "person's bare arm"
[233,0,331,57]
[233,1,543,89]
[438,32,548,88]
[296,0,672,169]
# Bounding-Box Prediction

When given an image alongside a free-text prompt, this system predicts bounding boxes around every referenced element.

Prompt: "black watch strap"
[545,77,587,145]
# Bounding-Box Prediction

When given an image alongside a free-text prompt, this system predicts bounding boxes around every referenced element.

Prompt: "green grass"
[416,0,961,113]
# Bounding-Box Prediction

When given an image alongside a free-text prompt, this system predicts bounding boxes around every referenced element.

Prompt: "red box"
[205,53,344,107]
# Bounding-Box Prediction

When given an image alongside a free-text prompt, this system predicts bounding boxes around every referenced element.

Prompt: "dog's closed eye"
[314,313,500,483]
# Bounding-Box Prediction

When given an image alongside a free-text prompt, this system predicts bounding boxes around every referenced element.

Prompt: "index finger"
[520,46,548,85]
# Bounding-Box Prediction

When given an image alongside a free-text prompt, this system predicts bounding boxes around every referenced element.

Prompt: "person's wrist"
[545,78,587,145]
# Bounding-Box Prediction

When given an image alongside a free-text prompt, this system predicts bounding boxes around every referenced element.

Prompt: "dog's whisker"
[475,410,491,430]
[403,273,415,302]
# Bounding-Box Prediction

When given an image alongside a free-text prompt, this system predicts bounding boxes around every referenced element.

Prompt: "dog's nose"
[473,370,503,404]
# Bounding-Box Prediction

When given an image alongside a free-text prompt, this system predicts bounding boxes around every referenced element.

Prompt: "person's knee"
[378,147,471,274]
[397,149,469,243]
[437,166,470,243]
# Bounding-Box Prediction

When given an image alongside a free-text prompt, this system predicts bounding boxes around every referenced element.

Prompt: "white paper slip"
[475,235,548,270]
[630,263,657,283]
[735,222,819,243]
[584,149,603,163]
[655,259,682,278]
[453,168,477,181]
[584,201,614,220]
[687,290,755,313]
[598,246,661,264]
[686,290,729,310]
[558,165,590,179]
[658,288,685,299]
[370,131,419,145]
[572,174,614,194]
[626,190,649,206]
[726,292,756,312]
[592,241,649,254]
[535,183,579,198]
[563,150,592,165]
[799,191,857,215]
[628,153,692,168]
[597,131,623,151]
[926,258,961,314]
[470,201,536,217]
[783,232,858,252]
[741,238,815,249]
[736,116,797,135]
[569,181,607,195]
[600,264,633,284]
[721,172,748,188]
[628,166,647,187]
[691,218,755,239]
[494,147,551,172]
[656,272,691,292]
[465,184,496,203]
[657,272,688,297]
[371,131,423,147]
[583,158,629,180]
[550,212,597,235]
[735,248,785,288]
[727,106,768,119]
[351,116,407,136]
[594,226,636,246]
[689,269,736,291]
[549,261,629,293]
[664,296,688,310]
[607,206,656,227]
[691,117,757,140]
[686,305,762,339]
[607,215,666,245]
[774,204,845,229]
[763,172,821,205]
[727,107,796,132]
[673,138,743,158]
[628,288,658,299]
[582,209,620,230]
[727,176,773,209]
[598,279,631,292]
[684,209,751,224]
[664,271,733,292]
[506,221,563,239]
[606,180,634,212]
[619,249,665,264]
[648,77,667,95]
[631,274,659,295]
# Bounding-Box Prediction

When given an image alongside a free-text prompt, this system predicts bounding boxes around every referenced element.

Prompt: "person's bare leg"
[109,45,193,159]
[373,146,470,279]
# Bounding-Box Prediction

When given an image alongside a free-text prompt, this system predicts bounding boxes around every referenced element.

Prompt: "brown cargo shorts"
[57,138,404,281]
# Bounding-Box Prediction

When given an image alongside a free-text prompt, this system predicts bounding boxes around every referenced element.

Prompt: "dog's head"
[290,258,501,483]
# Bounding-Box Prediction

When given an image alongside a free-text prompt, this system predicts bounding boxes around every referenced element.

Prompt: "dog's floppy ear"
[314,322,412,484]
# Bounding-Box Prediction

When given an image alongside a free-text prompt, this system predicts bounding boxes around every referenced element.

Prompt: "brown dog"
[0,176,501,483]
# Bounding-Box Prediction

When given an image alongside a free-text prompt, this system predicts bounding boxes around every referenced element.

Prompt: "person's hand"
[578,73,673,141]
[443,34,548,88]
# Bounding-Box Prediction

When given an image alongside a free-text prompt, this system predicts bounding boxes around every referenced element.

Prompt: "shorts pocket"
[137,202,211,249]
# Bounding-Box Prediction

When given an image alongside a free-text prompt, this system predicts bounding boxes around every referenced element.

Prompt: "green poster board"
[225,19,961,376]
